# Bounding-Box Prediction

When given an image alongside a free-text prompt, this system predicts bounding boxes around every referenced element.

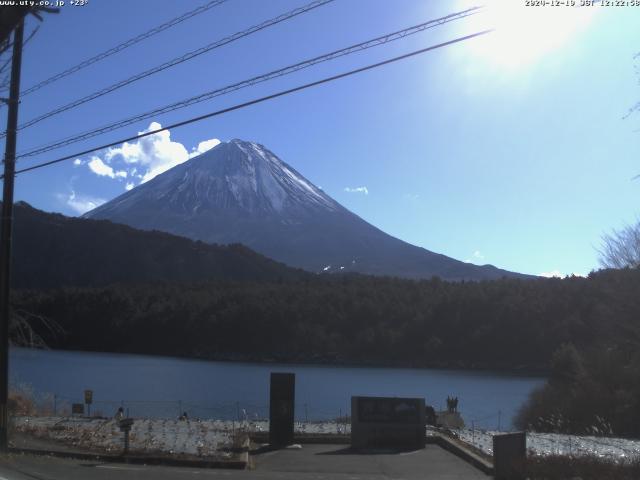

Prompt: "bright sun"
[456,1,597,68]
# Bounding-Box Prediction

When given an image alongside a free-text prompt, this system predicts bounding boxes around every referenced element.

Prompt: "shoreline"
[11,346,549,378]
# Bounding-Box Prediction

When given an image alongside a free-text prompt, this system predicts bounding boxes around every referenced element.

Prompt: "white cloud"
[87,156,114,177]
[87,156,127,179]
[61,190,106,215]
[108,122,188,183]
[403,193,420,200]
[80,122,221,190]
[189,138,221,158]
[344,186,369,195]
[73,159,83,166]
[89,122,220,189]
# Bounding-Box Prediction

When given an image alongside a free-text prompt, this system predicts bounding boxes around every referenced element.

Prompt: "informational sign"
[71,403,84,415]
[84,389,93,405]
[493,432,526,480]
[357,397,422,424]
[351,396,426,450]
[269,372,295,446]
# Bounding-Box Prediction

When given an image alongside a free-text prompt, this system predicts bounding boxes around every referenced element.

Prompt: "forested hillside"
[10,202,304,288]
[12,268,640,372]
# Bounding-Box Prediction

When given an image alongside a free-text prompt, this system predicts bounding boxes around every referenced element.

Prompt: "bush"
[515,344,640,436]
[8,387,36,417]
[7,384,58,417]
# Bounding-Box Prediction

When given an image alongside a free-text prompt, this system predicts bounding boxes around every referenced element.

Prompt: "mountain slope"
[11,202,304,289]
[85,139,528,281]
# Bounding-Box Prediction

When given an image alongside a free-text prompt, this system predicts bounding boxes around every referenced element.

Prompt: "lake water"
[10,347,544,430]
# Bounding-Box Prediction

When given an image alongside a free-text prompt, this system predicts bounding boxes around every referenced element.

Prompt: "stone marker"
[351,396,426,450]
[493,431,526,480]
[269,372,295,446]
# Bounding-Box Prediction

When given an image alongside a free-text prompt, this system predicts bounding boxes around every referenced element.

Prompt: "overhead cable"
[9,29,493,178]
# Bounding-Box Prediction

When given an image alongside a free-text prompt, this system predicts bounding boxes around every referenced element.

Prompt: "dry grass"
[8,389,37,416]
[8,383,58,417]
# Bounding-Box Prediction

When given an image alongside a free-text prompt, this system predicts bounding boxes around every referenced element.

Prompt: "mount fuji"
[84,139,527,280]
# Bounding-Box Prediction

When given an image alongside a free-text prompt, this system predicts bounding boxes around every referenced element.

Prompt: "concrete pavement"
[253,443,488,479]
[0,443,489,479]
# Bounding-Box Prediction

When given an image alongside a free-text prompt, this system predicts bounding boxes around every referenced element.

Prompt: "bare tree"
[605,54,640,269]
[599,220,640,269]
[9,309,63,348]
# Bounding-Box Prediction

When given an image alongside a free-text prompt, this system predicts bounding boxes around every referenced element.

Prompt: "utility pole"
[0,18,24,452]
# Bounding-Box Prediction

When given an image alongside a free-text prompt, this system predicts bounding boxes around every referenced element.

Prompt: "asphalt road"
[0,444,489,479]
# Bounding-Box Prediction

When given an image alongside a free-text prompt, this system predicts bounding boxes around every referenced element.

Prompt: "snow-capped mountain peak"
[84,139,528,281]
[223,139,338,213]
[142,139,339,215]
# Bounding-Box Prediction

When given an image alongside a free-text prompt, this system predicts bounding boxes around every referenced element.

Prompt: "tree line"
[11,267,639,371]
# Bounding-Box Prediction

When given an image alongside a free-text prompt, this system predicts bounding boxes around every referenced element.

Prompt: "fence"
[18,393,351,429]
[14,392,639,461]
[16,389,511,433]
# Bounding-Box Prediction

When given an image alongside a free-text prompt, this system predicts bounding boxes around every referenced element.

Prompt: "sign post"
[119,418,134,455]
[84,390,93,417]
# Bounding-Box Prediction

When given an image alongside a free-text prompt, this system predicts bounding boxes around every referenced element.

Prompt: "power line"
[4,0,335,138]
[0,25,39,97]
[16,6,484,160]
[0,25,37,77]
[13,0,229,97]
[8,29,492,178]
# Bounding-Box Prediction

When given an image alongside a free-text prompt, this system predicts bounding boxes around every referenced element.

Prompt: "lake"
[10,347,545,430]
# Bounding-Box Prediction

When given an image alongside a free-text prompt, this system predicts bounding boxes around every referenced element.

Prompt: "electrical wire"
[16,0,229,97]
[7,29,493,178]
[0,25,40,106]
[16,6,484,160]
[4,0,335,138]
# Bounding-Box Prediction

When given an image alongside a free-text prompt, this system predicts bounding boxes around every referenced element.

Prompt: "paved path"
[253,444,488,479]
[0,444,488,479]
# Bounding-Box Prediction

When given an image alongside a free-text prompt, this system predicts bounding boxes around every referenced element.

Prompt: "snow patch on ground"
[455,428,640,460]
[14,416,234,457]
[18,415,639,462]
[13,416,350,457]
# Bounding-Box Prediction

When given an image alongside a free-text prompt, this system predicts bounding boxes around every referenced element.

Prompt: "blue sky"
[4,0,639,277]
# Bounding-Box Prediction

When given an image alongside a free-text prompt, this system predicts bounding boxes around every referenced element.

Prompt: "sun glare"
[457,1,597,68]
